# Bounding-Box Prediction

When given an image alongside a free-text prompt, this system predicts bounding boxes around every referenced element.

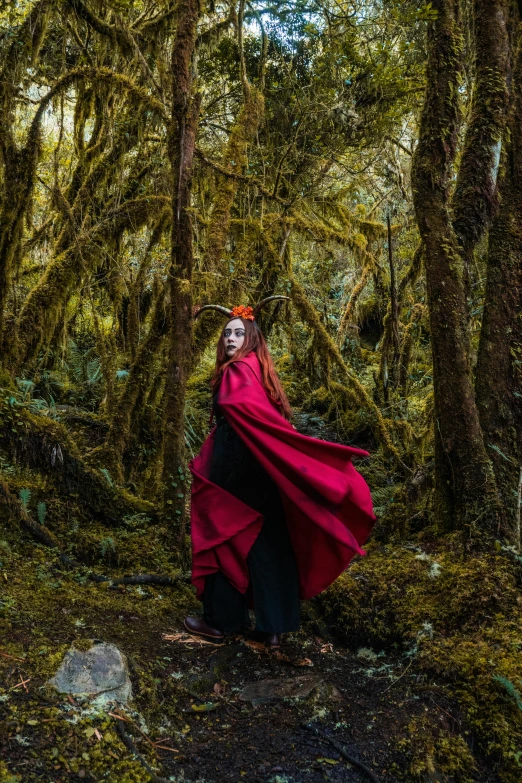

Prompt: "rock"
[48,641,132,706]
[309,681,343,703]
[239,674,329,704]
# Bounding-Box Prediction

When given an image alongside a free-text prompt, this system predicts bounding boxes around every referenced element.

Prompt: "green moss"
[395,715,476,782]
[0,516,198,782]
[0,760,20,782]
[319,539,522,782]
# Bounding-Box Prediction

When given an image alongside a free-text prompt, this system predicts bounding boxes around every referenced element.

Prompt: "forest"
[0,0,521,781]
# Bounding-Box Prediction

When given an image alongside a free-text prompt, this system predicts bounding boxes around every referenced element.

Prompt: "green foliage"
[19,488,31,510]
[494,676,522,712]
[99,468,114,487]
[369,484,396,518]
[36,502,46,526]
[99,536,116,559]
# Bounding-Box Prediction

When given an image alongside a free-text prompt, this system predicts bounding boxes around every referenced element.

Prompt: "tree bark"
[476,19,522,530]
[0,1,53,351]
[411,0,499,533]
[452,0,510,269]
[161,0,201,531]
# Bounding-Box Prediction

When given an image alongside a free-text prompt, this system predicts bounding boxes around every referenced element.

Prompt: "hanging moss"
[12,196,169,373]
[92,286,169,483]
[337,262,373,343]
[399,304,425,396]
[289,273,400,459]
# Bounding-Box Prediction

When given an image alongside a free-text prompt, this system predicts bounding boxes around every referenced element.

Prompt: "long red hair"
[211,318,292,419]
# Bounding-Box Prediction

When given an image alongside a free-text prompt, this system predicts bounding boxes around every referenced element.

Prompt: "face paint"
[223,318,246,357]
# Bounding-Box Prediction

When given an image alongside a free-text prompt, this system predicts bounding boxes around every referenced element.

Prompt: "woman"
[185,300,375,647]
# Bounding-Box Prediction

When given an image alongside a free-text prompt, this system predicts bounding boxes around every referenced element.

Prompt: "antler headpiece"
[194,295,289,321]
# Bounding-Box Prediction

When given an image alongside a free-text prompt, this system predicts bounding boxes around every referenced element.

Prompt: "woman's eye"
[224,330,231,336]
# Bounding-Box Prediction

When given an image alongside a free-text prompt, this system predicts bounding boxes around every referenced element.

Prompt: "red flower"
[230,305,255,321]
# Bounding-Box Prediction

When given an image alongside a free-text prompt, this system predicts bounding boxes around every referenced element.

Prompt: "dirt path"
[149,630,408,783]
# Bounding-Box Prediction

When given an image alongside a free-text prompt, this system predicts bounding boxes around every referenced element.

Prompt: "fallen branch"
[115,719,172,783]
[304,723,381,783]
[110,709,180,753]
[11,676,30,692]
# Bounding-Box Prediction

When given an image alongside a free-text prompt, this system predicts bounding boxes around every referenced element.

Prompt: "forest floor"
[0,541,500,783]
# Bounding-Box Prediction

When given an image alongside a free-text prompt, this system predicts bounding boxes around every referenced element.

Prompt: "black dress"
[203,407,301,634]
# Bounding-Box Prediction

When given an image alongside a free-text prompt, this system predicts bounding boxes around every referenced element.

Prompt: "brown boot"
[184,616,224,643]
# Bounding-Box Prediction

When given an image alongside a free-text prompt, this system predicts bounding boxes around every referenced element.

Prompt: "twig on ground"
[111,710,180,753]
[383,657,414,692]
[304,723,381,783]
[163,632,220,646]
[0,651,25,662]
[114,719,173,783]
[11,676,30,691]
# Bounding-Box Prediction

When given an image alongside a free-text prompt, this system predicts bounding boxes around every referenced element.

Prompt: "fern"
[67,340,103,390]
[86,359,102,385]
[488,443,515,464]
[19,488,31,510]
[371,485,396,517]
[100,468,114,487]
[100,537,116,558]
[37,502,47,526]
[15,378,35,401]
[494,675,522,710]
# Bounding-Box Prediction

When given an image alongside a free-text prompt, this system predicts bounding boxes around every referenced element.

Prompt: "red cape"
[189,352,376,601]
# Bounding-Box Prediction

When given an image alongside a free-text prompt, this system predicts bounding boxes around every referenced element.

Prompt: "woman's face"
[223,318,246,358]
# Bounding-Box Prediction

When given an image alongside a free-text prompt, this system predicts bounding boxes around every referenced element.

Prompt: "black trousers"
[202,412,300,634]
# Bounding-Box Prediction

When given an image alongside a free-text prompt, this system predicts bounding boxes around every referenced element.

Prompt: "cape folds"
[189,352,376,601]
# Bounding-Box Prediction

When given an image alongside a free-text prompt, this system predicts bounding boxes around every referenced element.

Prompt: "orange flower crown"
[230,305,255,321]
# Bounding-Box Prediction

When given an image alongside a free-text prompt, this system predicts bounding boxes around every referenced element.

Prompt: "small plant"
[19,488,31,510]
[494,675,522,711]
[37,502,47,526]
[15,378,35,402]
[100,537,116,559]
[122,512,151,528]
[99,468,113,487]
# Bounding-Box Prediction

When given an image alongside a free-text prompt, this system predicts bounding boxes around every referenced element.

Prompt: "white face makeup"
[223,318,246,357]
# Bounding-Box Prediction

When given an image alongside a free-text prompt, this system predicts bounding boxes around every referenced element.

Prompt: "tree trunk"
[378,213,401,400]
[411,0,499,533]
[476,20,522,533]
[0,0,52,352]
[452,0,509,272]
[161,0,200,532]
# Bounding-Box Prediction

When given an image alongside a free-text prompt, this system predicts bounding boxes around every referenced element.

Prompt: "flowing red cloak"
[189,352,376,601]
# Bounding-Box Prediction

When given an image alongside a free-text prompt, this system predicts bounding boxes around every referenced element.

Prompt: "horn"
[252,295,290,317]
[194,304,233,319]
